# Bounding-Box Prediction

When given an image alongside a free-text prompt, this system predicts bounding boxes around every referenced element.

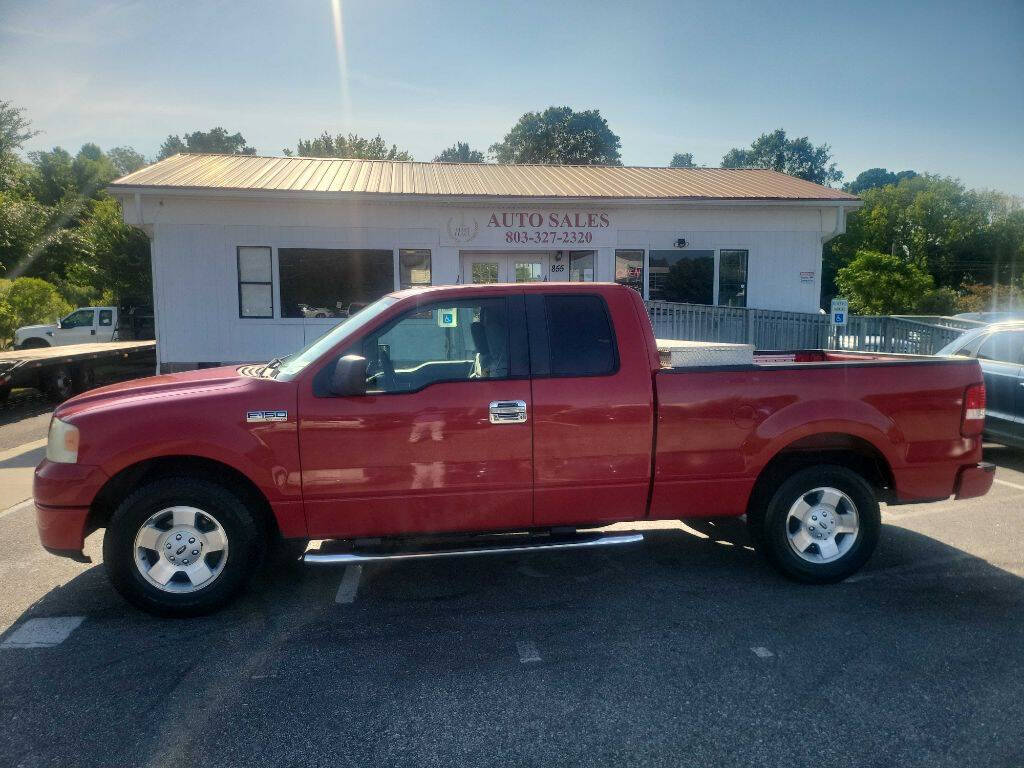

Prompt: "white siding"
[138,196,841,366]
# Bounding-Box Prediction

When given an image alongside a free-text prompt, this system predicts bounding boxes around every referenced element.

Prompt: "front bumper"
[36,503,92,556]
[954,461,996,500]
[34,460,109,558]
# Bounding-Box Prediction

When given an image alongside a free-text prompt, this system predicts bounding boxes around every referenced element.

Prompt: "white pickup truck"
[14,307,119,348]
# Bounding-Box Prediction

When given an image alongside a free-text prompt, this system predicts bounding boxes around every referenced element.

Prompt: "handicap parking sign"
[830,298,849,327]
[437,308,458,328]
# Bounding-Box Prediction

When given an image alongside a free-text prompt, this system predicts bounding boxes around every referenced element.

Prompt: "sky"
[1,0,1022,194]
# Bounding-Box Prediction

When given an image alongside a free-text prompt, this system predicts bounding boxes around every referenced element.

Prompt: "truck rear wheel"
[750,465,879,584]
[72,364,96,393]
[42,365,75,402]
[103,477,265,617]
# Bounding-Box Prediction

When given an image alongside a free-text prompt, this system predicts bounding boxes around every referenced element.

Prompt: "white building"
[110,154,860,370]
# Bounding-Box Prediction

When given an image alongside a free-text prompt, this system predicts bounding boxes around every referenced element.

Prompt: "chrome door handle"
[489,400,528,424]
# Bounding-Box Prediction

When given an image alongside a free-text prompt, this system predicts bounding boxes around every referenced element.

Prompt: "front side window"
[975,331,1024,364]
[544,295,616,377]
[279,248,394,319]
[61,309,95,328]
[400,249,431,290]
[648,250,714,304]
[359,298,509,393]
[718,249,748,307]
[615,250,644,294]
[238,246,273,318]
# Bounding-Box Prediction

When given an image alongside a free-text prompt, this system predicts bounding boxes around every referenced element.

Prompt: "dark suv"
[938,321,1024,448]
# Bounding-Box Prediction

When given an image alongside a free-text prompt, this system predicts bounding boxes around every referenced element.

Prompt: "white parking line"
[516,641,541,663]
[334,564,363,604]
[0,499,33,520]
[994,478,1024,492]
[750,646,774,659]
[1,617,85,649]
[0,438,47,463]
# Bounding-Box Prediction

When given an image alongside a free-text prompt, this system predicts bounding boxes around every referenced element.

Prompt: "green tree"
[489,106,622,165]
[835,249,935,314]
[0,100,38,192]
[0,191,49,274]
[821,175,1014,306]
[73,197,151,303]
[721,128,842,186]
[669,152,696,168]
[157,128,256,160]
[845,167,916,194]
[25,144,119,206]
[290,132,412,160]
[0,277,72,346]
[434,142,484,163]
[107,146,147,175]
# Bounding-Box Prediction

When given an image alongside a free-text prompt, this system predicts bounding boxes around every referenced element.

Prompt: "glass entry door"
[462,252,549,283]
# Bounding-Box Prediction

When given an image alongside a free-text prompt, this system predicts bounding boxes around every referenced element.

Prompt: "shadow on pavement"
[985,443,1024,473]
[1,519,1022,767]
[0,445,45,470]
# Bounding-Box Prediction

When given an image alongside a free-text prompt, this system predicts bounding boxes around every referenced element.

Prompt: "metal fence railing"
[645,301,967,356]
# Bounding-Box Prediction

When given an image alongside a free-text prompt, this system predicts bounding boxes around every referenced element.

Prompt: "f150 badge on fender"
[246,410,287,422]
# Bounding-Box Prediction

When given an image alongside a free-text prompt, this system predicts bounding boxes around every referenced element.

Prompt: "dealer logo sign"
[447,214,479,243]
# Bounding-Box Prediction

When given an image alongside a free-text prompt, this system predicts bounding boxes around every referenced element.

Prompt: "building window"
[569,250,596,282]
[279,248,394,319]
[399,249,431,289]
[718,249,748,307]
[615,250,644,294]
[238,246,273,318]
[648,250,714,304]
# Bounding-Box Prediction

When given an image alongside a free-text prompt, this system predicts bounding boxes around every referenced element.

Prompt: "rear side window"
[99,309,113,326]
[544,295,617,377]
[976,331,1024,364]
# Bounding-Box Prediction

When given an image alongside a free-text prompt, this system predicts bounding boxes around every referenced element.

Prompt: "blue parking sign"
[830,298,849,327]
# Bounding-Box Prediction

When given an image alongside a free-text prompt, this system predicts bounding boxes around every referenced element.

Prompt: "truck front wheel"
[750,465,880,584]
[103,477,265,616]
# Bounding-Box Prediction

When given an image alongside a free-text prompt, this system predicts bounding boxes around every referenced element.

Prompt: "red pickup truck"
[35,283,994,616]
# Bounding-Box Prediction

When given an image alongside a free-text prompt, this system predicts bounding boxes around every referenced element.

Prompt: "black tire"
[0,386,9,404]
[17,338,49,349]
[72,364,96,394]
[42,365,75,402]
[103,476,265,617]
[749,465,880,584]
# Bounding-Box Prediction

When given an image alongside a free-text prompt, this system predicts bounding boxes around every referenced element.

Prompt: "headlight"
[46,417,80,463]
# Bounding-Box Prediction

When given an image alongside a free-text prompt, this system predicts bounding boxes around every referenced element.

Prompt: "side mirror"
[331,355,367,397]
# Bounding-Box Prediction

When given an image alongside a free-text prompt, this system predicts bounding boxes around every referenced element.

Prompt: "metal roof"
[109,153,860,202]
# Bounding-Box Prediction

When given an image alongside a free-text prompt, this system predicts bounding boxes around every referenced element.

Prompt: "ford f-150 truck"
[35,283,994,616]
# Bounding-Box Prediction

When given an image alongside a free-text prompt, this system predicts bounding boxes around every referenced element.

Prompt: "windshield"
[274,296,398,381]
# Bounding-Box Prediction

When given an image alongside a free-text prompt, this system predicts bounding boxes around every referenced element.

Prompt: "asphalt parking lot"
[1,402,1022,768]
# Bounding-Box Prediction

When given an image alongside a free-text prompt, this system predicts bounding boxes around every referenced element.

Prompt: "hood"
[15,323,56,337]
[56,365,257,420]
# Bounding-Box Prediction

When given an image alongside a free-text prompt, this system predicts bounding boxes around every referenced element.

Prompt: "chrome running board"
[303,532,644,565]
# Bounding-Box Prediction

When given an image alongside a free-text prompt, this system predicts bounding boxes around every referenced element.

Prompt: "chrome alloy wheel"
[785,487,859,564]
[133,506,229,593]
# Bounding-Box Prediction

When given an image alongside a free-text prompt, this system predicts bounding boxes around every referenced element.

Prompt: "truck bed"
[0,340,154,365]
[651,350,982,520]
